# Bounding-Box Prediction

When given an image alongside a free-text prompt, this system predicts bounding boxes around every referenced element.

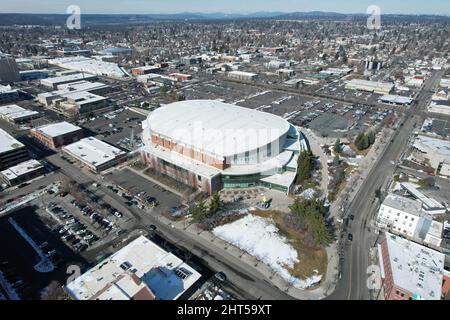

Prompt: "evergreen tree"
[209,193,224,215]
[297,151,314,183]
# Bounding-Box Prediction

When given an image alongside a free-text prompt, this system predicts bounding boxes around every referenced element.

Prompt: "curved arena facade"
[141,100,309,195]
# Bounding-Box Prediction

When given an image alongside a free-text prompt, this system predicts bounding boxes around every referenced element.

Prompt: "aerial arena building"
[141,100,308,195]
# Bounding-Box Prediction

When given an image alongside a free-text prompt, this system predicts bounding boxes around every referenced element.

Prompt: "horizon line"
[0,10,449,16]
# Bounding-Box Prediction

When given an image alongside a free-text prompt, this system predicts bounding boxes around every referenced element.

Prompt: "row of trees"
[354,131,376,151]
[191,193,224,222]
[296,150,315,184]
[288,197,333,247]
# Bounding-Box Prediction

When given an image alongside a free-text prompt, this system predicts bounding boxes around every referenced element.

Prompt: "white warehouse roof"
[0,128,24,154]
[381,233,445,300]
[63,137,126,168]
[145,100,291,158]
[1,159,43,181]
[32,121,82,138]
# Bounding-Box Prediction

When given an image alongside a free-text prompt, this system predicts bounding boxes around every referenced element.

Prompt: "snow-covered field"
[213,214,322,289]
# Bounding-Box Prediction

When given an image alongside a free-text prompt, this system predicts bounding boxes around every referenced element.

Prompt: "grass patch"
[251,209,327,284]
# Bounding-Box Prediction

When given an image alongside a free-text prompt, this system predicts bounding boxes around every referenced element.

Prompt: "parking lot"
[107,168,183,215]
[78,108,146,151]
[0,207,87,300]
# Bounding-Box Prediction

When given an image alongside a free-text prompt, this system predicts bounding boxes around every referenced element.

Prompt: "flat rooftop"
[66,235,201,300]
[381,233,444,300]
[49,56,129,78]
[0,104,40,120]
[145,100,291,158]
[1,159,43,180]
[0,128,25,154]
[382,194,426,217]
[64,91,106,105]
[63,137,126,167]
[0,85,18,94]
[346,79,394,91]
[41,73,97,85]
[32,121,82,138]
[228,70,258,77]
[413,135,450,156]
[380,95,413,105]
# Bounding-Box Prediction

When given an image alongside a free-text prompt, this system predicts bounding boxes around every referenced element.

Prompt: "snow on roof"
[32,121,82,138]
[0,128,24,154]
[49,56,129,78]
[63,137,126,168]
[380,95,413,105]
[0,85,17,94]
[383,233,444,300]
[1,159,43,180]
[145,100,290,158]
[413,135,450,156]
[41,73,97,86]
[65,235,201,300]
[0,104,39,120]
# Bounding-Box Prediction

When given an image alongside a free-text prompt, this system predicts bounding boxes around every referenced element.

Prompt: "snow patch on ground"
[212,214,322,289]
[299,188,316,200]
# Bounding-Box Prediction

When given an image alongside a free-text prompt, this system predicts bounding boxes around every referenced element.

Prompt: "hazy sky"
[0,0,449,15]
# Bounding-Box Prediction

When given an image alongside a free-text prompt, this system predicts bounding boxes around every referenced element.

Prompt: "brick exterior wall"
[150,133,229,170]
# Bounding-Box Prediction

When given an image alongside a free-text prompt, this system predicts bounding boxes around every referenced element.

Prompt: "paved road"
[327,70,445,300]
[45,154,293,300]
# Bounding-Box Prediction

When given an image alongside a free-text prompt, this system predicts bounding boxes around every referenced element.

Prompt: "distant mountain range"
[0,11,448,26]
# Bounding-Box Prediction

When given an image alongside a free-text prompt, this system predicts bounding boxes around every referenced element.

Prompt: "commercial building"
[0,54,20,83]
[228,71,258,81]
[48,56,130,79]
[0,128,29,170]
[399,182,447,215]
[131,66,161,76]
[65,235,201,300]
[0,104,40,124]
[30,121,84,150]
[169,73,193,82]
[19,70,50,81]
[54,91,109,118]
[319,67,352,77]
[379,95,413,106]
[0,85,20,105]
[428,100,450,116]
[345,79,394,95]
[141,100,307,195]
[378,233,445,300]
[0,159,45,186]
[411,135,450,177]
[181,56,202,66]
[38,80,110,107]
[62,137,127,172]
[376,194,443,247]
[440,78,450,88]
[40,73,98,89]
